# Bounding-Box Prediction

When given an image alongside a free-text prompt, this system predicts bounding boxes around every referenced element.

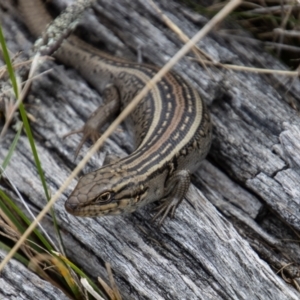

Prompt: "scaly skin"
[19,0,212,224]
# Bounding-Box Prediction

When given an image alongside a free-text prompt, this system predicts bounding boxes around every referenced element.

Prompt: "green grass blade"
[1,122,23,174]
[0,25,50,202]
[0,190,53,252]
[0,24,64,253]
[0,25,19,98]
[0,242,29,266]
[55,253,105,298]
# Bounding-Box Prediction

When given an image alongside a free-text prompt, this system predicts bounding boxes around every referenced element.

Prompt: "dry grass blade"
[0,218,50,276]
[0,228,37,265]
[0,57,23,80]
[213,0,300,68]
[28,253,75,298]
[293,279,300,292]
[97,276,116,299]
[0,0,242,272]
[81,278,106,300]
[147,0,215,63]
[274,3,293,57]
[106,262,122,300]
[274,28,300,38]
[219,33,300,53]
[0,54,41,139]
[190,58,299,76]
[0,167,57,248]
[0,56,53,81]
[276,262,294,275]
[245,4,299,15]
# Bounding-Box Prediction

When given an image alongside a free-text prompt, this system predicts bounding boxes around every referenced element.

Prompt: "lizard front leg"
[64,84,120,157]
[152,169,190,225]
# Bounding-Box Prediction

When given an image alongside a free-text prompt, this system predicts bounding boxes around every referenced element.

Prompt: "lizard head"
[65,166,149,217]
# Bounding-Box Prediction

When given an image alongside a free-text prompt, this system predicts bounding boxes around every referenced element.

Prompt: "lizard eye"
[95,192,112,203]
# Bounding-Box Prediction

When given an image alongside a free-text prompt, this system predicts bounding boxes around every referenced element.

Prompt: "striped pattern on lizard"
[19,0,212,224]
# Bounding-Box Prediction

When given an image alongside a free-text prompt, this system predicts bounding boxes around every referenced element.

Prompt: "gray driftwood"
[0,250,69,300]
[1,0,300,299]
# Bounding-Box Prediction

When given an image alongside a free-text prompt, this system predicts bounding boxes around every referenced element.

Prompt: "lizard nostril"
[64,201,78,213]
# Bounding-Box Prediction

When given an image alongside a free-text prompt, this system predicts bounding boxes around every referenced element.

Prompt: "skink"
[19,0,212,224]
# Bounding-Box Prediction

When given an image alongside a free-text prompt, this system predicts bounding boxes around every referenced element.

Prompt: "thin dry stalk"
[81,278,106,300]
[148,0,215,64]
[191,58,299,76]
[105,262,122,300]
[0,54,41,139]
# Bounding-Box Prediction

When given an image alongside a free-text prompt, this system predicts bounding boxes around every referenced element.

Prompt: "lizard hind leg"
[152,170,190,226]
[63,84,120,157]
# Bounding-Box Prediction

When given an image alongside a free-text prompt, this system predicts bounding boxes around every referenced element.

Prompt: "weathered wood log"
[0,250,69,300]
[1,0,300,299]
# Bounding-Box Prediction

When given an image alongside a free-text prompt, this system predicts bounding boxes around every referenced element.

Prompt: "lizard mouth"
[65,200,121,217]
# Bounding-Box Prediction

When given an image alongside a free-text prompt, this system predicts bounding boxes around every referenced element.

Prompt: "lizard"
[18,0,212,224]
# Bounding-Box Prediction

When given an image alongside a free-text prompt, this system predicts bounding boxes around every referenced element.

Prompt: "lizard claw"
[151,197,182,227]
[151,169,190,226]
